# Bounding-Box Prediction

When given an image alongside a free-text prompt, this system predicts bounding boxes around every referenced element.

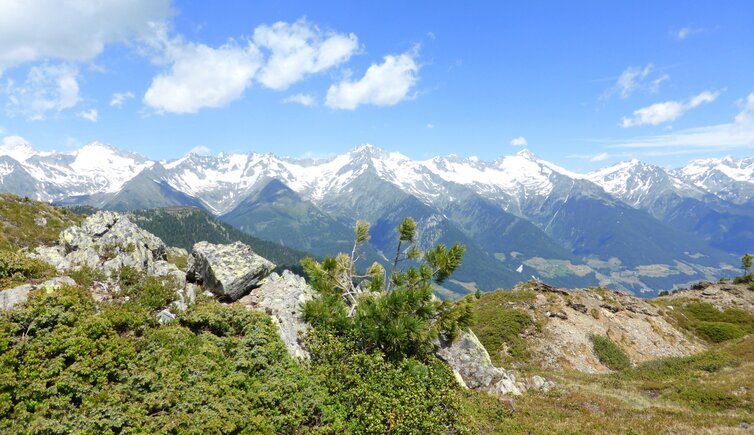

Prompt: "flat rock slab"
[0,276,76,311]
[187,241,275,301]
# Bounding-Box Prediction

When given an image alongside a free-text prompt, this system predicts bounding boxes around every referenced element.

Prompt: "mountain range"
[2,139,752,296]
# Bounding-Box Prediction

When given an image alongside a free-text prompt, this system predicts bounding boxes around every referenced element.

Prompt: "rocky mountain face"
[2,141,753,295]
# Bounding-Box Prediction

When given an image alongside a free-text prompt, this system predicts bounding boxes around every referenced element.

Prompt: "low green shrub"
[692,321,746,343]
[590,335,631,371]
[468,289,539,365]
[306,329,465,434]
[666,302,754,343]
[0,250,54,288]
[668,385,742,411]
[0,289,338,433]
[115,267,177,312]
[621,350,736,381]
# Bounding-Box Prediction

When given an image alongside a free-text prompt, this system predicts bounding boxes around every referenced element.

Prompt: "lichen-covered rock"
[436,330,524,396]
[237,270,314,359]
[31,211,168,276]
[167,246,188,259]
[0,276,76,311]
[187,241,274,301]
[152,260,186,287]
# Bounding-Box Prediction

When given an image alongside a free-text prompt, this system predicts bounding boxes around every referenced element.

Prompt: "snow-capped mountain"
[0,140,153,199]
[587,159,707,210]
[672,156,754,204]
[1,141,751,295]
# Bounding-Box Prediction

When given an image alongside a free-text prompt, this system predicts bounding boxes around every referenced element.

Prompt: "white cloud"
[110,91,135,107]
[602,64,670,99]
[325,50,419,110]
[609,92,754,152]
[620,90,720,127]
[590,152,609,162]
[188,145,211,155]
[5,63,80,120]
[0,0,172,73]
[510,136,528,147]
[674,27,704,41]
[426,123,434,129]
[734,92,754,125]
[144,40,261,114]
[253,19,359,90]
[649,74,670,94]
[283,93,316,106]
[77,109,98,122]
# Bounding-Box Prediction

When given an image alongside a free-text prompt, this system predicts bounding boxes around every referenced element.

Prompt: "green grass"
[0,193,83,251]
[589,335,631,371]
[661,301,754,343]
[693,321,747,343]
[469,289,536,365]
[459,336,754,433]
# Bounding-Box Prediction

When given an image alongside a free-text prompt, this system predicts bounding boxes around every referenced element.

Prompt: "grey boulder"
[187,241,274,301]
[1,276,76,311]
[436,330,523,395]
[238,270,314,359]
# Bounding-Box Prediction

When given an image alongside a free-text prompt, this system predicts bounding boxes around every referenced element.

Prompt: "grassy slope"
[463,285,754,433]
[0,193,83,251]
[461,335,753,433]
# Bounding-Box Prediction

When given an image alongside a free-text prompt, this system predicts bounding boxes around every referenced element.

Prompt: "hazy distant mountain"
[3,141,752,295]
[589,159,754,256]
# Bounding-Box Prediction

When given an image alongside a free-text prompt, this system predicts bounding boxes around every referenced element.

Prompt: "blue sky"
[1,0,753,170]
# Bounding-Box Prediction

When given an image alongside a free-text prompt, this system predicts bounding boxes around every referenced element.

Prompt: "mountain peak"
[516,148,537,159]
[0,136,37,162]
[349,143,391,159]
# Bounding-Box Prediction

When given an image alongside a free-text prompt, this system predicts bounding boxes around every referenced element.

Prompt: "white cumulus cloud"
[110,91,135,107]
[325,50,419,110]
[5,63,80,120]
[0,0,172,73]
[254,18,359,90]
[144,40,261,114]
[510,136,528,147]
[609,91,754,154]
[283,93,316,106]
[620,90,720,128]
[77,109,98,122]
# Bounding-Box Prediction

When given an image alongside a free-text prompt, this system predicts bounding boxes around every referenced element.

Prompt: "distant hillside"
[126,206,311,272]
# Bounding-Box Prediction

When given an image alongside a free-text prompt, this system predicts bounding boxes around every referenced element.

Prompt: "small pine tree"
[302,217,473,359]
[742,253,753,276]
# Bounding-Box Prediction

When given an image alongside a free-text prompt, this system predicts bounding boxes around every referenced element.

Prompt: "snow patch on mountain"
[676,156,754,184]
[0,136,42,162]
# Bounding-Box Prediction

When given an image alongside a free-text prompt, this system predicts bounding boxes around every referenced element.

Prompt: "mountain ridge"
[2,141,751,295]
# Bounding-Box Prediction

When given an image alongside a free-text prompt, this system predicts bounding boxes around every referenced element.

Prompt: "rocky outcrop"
[187,241,275,301]
[512,284,706,373]
[436,330,553,396]
[30,211,176,277]
[664,282,754,312]
[0,276,76,311]
[237,271,314,359]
